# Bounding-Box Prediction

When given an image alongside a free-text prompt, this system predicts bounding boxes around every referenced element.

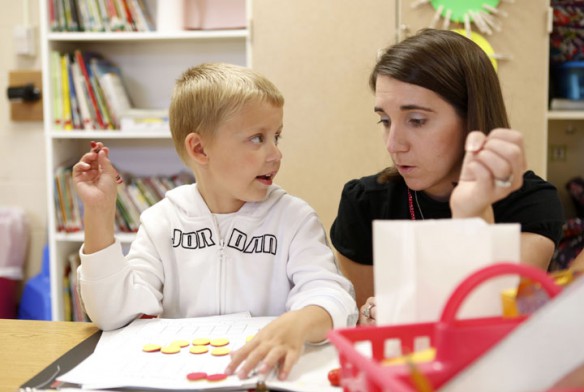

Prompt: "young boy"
[72,63,358,381]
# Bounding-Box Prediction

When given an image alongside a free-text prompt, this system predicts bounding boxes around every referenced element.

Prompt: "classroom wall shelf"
[48,30,249,42]
[40,0,251,321]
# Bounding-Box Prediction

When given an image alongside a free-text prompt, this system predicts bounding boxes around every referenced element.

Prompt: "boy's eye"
[275,134,282,145]
[250,135,264,144]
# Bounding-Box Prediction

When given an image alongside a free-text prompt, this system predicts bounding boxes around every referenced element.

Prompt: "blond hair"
[169,63,284,162]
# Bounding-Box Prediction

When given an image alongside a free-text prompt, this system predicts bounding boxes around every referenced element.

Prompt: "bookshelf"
[40,0,251,320]
[547,1,584,219]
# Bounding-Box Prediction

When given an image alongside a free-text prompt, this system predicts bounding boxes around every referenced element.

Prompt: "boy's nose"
[267,143,282,162]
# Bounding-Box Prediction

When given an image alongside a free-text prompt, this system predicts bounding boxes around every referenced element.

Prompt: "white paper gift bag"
[373,218,520,325]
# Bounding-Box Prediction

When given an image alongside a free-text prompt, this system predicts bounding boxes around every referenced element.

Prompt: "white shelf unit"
[546,2,584,219]
[547,111,584,121]
[39,0,250,321]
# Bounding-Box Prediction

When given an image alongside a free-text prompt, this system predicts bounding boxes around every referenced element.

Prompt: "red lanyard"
[407,188,416,220]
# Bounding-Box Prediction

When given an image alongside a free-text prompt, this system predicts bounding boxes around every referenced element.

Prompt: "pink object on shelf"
[184,0,246,30]
[0,207,28,319]
[0,277,19,318]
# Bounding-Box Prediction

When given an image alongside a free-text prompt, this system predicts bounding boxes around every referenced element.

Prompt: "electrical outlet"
[13,25,35,56]
[550,145,567,162]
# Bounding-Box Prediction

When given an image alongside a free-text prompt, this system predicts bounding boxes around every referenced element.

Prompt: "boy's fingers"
[232,343,270,379]
[278,350,302,380]
[225,343,253,375]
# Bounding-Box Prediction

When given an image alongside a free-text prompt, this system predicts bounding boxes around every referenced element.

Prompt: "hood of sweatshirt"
[164,183,288,220]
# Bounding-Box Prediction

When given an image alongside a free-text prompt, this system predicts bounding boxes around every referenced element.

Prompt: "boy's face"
[201,100,284,213]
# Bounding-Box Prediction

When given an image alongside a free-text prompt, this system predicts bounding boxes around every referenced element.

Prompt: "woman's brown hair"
[370,29,509,182]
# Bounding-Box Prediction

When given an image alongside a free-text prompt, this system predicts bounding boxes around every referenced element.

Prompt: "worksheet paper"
[57,313,340,391]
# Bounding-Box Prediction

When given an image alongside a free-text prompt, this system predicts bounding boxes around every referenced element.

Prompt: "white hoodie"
[79,184,358,331]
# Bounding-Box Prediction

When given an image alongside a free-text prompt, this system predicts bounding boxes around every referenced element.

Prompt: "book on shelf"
[53,167,195,234]
[54,166,83,233]
[48,0,154,32]
[89,57,133,128]
[74,50,107,129]
[51,51,63,129]
[119,108,170,132]
[89,67,114,130]
[61,54,74,130]
[67,53,83,130]
[52,49,139,131]
[71,58,96,130]
[64,252,90,322]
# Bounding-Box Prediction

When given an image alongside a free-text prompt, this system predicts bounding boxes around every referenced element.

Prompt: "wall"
[0,0,45,281]
[251,0,394,234]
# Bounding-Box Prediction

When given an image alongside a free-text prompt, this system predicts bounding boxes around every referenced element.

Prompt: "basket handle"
[439,262,562,324]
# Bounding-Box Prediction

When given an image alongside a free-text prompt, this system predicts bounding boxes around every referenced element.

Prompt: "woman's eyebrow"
[374,105,435,113]
[400,104,434,112]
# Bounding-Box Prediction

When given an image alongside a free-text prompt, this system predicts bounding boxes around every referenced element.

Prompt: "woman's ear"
[185,132,209,165]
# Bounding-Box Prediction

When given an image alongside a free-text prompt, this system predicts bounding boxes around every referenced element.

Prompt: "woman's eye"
[409,117,426,127]
[377,118,390,127]
[275,134,282,145]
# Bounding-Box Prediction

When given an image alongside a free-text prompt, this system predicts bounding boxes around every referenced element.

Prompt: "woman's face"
[374,75,467,201]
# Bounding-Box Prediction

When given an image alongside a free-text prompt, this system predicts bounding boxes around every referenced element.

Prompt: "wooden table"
[0,319,98,391]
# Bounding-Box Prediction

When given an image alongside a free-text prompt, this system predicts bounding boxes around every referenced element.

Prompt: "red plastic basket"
[328,263,562,392]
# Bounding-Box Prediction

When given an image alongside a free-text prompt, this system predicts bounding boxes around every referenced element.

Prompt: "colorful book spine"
[60,54,73,130]
[50,51,63,130]
[74,50,106,129]
[67,54,82,130]
[71,60,95,130]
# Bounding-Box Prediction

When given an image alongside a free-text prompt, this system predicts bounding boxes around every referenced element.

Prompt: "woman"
[330,29,564,325]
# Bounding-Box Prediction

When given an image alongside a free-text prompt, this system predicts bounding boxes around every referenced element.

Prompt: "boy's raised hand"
[225,306,332,381]
[73,141,121,253]
[73,141,119,209]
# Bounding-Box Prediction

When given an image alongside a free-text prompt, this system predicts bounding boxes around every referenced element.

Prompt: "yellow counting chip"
[211,347,231,356]
[192,338,211,346]
[382,348,436,366]
[210,338,229,347]
[161,344,182,354]
[189,345,209,354]
[245,335,255,342]
[172,339,190,348]
[142,343,161,352]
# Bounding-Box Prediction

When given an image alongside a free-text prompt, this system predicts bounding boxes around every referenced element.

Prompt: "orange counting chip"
[189,345,209,354]
[211,347,231,356]
[161,344,181,354]
[186,372,207,381]
[142,343,161,352]
[210,338,229,347]
[192,338,210,346]
[207,373,228,382]
[172,339,190,348]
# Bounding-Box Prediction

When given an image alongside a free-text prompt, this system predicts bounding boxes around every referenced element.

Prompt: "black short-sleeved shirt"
[330,170,565,265]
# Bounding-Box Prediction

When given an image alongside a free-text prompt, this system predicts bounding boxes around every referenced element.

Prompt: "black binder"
[19,330,102,391]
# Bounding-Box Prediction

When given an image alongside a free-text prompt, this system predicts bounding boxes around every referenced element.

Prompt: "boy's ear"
[185,132,208,165]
